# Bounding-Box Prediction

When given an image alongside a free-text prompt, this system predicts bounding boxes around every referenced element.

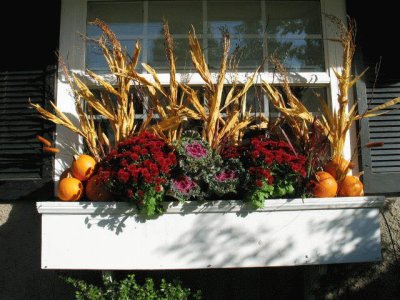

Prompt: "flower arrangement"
[170,131,245,202]
[31,17,400,217]
[98,131,177,216]
[242,136,307,208]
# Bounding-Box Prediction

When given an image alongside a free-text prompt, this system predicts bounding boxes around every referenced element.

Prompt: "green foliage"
[247,181,274,208]
[64,273,202,300]
[143,187,164,217]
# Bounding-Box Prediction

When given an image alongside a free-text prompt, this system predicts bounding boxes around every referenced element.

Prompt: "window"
[85,0,328,123]
[86,0,324,72]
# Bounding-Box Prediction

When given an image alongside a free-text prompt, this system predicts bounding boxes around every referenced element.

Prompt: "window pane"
[246,86,265,114]
[86,0,325,73]
[148,1,202,35]
[147,38,193,70]
[87,2,143,37]
[265,1,324,71]
[87,39,143,72]
[265,1,322,37]
[208,38,264,70]
[208,1,262,36]
[267,38,324,71]
[87,2,144,71]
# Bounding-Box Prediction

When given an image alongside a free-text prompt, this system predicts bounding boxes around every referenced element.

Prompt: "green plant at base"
[64,273,202,300]
[247,181,274,208]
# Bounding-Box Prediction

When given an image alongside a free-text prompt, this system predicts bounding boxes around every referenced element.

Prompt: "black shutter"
[357,77,400,194]
[0,67,56,201]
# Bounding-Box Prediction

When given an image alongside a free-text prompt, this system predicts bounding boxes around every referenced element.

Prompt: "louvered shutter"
[357,77,400,194]
[0,67,56,201]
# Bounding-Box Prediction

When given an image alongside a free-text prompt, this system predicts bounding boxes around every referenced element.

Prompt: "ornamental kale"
[98,131,177,216]
[171,131,245,201]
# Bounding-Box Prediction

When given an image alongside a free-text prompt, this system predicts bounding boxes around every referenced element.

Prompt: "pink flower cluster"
[215,170,238,182]
[172,176,197,195]
[185,142,208,158]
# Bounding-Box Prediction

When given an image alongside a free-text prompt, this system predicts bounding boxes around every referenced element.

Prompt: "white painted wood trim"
[37,196,385,215]
[322,0,355,163]
[72,70,331,87]
[54,0,88,191]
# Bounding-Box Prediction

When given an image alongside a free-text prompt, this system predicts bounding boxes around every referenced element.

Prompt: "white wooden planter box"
[37,196,384,270]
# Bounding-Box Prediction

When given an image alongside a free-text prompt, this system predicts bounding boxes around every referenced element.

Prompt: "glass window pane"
[246,86,265,113]
[265,1,322,37]
[87,2,144,71]
[148,1,202,35]
[208,1,262,37]
[267,38,324,71]
[208,38,264,70]
[85,0,325,73]
[265,1,324,71]
[86,39,142,72]
[147,38,193,71]
[87,2,144,37]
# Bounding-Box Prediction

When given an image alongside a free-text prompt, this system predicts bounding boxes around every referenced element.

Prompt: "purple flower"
[215,170,238,182]
[172,176,197,195]
[185,142,208,158]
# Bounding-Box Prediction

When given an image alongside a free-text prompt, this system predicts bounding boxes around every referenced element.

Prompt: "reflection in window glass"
[148,1,202,35]
[87,39,142,72]
[86,2,144,72]
[147,38,193,70]
[267,38,324,71]
[208,38,264,71]
[87,2,144,36]
[86,0,324,72]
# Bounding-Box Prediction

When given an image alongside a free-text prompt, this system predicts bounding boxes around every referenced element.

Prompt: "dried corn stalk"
[262,58,318,144]
[32,19,150,159]
[131,20,190,143]
[181,27,258,149]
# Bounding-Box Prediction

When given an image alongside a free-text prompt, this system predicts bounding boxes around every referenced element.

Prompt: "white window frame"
[55,0,354,185]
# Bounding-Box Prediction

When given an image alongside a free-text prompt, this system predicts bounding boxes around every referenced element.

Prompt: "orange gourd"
[310,171,338,198]
[58,177,84,201]
[86,175,112,201]
[323,156,354,180]
[71,154,96,181]
[338,175,364,197]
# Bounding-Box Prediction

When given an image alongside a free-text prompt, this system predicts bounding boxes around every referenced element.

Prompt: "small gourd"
[58,177,84,201]
[338,175,364,197]
[86,175,112,201]
[310,171,338,198]
[71,154,96,181]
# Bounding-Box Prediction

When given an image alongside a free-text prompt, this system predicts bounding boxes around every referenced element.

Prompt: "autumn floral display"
[31,17,400,217]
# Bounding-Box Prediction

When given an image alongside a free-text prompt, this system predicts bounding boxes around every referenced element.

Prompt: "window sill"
[37,196,384,270]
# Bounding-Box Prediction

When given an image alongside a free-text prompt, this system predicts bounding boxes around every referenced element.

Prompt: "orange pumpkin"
[71,154,96,181]
[338,175,364,197]
[310,171,338,198]
[324,156,354,180]
[86,175,112,201]
[58,177,84,201]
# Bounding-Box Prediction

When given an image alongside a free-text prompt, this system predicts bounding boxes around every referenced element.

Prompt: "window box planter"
[37,196,384,270]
